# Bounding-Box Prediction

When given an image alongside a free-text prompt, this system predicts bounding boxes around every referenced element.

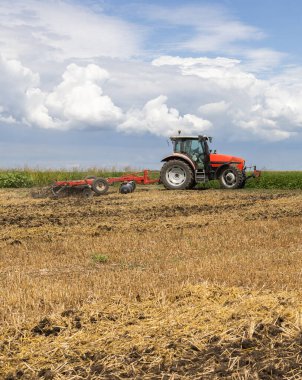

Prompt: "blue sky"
[0,0,302,169]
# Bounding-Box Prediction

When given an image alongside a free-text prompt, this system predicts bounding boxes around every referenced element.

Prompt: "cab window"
[174,140,181,153]
[190,140,203,155]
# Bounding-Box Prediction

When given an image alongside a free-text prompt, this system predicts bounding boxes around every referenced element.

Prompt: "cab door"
[188,140,205,169]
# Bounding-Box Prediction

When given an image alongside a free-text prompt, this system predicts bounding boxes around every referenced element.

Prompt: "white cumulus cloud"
[0,55,39,125]
[44,64,123,129]
[119,95,211,136]
[0,57,124,130]
[199,101,230,115]
[0,56,210,137]
[153,55,302,141]
[1,51,302,142]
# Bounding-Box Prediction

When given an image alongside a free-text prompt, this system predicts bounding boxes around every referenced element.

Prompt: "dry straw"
[1,187,302,378]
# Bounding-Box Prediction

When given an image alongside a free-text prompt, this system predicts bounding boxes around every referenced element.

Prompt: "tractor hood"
[210,153,245,170]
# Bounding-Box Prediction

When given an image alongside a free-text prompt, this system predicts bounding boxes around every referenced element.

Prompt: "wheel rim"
[95,182,105,192]
[222,170,237,187]
[166,166,186,186]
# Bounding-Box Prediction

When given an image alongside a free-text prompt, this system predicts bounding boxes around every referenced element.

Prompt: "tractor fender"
[161,153,195,170]
[214,163,232,179]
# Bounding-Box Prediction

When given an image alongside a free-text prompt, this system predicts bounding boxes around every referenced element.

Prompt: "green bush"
[197,171,302,190]
[0,172,33,188]
[245,171,302,190]
[92,254,108,264]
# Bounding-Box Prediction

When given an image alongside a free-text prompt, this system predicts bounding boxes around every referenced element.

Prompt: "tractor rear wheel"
[187,180,197,189]
[160,160,194,190]
[219,166,244,189]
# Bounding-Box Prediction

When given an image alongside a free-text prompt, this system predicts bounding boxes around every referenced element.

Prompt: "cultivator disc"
[30,187,54,199]
[31,185,94,199]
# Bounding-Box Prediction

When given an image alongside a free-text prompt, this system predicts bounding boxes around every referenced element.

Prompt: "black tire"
[119,181,136,194]
[129,181,136,192]
[187,180,197,189]
[91,178,109,195]
[160,160,194,190]
[219,166,244,189]
[119,183,131,194]
[238,178,246,189]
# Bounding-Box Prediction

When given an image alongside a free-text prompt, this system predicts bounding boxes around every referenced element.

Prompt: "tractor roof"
[170,136,199,139]
[170,135,212,141]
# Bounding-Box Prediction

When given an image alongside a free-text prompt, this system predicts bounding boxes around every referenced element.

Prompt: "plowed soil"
[1,187,302,379]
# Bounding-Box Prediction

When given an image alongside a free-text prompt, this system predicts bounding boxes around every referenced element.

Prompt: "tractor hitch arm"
[245,166,261,181]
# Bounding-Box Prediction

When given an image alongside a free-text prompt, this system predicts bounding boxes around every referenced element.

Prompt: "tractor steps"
[195,170,208,182]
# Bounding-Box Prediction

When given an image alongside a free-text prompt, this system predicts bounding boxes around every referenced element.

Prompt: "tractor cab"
[171,135,211,170]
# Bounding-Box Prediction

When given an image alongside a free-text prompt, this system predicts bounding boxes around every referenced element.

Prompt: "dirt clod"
[38,369,54,379]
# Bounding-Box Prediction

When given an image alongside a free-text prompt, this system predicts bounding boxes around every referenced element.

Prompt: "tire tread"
[160,160,194,190]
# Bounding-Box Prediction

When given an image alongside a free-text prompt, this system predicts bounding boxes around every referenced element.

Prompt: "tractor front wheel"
[219,166,244,189]
[160,160,194,190]
[238,174,246,189]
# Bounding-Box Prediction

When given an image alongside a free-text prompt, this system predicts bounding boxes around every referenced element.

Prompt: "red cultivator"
[47,170,159,198]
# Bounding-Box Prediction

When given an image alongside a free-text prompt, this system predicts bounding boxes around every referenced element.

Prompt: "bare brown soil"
[1,187,302,379]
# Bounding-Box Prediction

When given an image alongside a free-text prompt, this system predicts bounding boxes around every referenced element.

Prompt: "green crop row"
[199,171,302,190]
[0,169,302,189]
[244,171,302,189]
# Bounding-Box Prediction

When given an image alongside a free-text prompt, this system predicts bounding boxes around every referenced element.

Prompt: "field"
[1,185,302,379]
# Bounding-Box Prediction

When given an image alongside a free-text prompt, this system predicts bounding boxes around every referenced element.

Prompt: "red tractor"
[160,135,260,190]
